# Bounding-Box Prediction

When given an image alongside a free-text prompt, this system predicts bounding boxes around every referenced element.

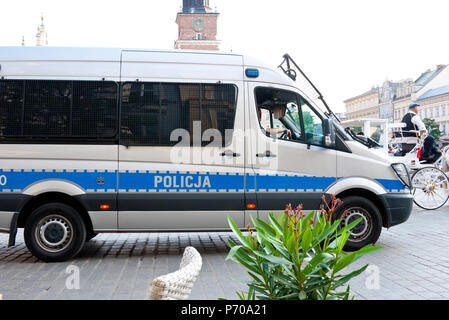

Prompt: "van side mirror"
[323,118,336,147]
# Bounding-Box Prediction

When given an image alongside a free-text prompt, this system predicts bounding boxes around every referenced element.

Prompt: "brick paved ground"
[0,205,448,300]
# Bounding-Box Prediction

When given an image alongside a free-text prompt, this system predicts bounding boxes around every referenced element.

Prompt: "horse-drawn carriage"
[342,118,449,210]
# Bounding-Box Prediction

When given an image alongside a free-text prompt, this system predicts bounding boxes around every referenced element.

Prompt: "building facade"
[174,0,220,51]
[345,66,446,124]
[343,88,380,120]
[413,65,449,137]
[391,79,414,122]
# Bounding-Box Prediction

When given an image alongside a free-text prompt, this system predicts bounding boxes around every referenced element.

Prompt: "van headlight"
[391,163,412,188]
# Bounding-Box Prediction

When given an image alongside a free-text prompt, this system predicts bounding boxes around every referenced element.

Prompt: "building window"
[442,106,446,116]
[196,33,202,40]
[436,106,440,117]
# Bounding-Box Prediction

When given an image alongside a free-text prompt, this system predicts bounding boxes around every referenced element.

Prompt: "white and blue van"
[0,47,413,261]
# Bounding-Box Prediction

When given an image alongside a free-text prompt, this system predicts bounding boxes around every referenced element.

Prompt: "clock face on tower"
[192,18,205,32]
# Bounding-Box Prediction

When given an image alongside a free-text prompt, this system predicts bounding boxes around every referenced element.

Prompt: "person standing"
[401,103,440,162]
[399,103,426,155]
[401,103,427,138]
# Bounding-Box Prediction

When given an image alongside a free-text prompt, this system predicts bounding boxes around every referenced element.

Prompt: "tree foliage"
[423,118,442,140]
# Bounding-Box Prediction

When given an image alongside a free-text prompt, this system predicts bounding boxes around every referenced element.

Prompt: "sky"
[1,0,448,112]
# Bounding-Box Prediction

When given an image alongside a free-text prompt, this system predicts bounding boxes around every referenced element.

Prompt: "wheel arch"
[17,192,94,234]
[334,188,389,228]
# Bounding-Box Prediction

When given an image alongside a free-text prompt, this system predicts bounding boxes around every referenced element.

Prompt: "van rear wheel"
[334,196,382,251]
[24,203,86,262]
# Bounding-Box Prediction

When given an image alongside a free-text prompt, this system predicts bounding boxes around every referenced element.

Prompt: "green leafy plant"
[423,118,442,140]
[227,195,382,300]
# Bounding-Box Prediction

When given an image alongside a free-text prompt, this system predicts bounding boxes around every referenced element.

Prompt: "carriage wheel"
[411,167,449,210]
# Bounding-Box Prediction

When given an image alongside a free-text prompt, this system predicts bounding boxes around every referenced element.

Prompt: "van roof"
[0,46,296,88]
[0,45,249,63]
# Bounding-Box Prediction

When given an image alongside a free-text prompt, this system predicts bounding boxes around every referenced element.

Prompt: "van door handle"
[220,150,240,157]
[256,151,277,158]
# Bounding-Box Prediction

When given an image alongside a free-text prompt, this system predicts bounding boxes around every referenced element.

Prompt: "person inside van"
[257,105,292,139]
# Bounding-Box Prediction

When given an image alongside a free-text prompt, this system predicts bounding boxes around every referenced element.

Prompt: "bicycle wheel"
[411,167,449,210]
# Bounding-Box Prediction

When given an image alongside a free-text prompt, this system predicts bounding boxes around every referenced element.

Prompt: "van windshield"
[333,119,353,141]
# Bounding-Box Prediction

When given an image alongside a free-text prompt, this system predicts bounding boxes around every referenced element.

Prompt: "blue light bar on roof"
[245,68,259,78]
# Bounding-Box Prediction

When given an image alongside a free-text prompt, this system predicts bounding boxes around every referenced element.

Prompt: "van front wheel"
[334,196,382,251]
[24,203,86,262]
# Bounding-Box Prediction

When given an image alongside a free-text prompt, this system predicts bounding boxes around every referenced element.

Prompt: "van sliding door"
[118,51,246,230]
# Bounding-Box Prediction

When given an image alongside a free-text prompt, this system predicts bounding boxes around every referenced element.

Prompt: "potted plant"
[226,195,381,300]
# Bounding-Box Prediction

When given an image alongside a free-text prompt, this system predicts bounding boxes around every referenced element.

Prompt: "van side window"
[258,108,271,132]
[72,81,118,137]
[120,82,237,147]
[255,87,302,141]
[0,80,24,137]
[23,80,72,136]
[121,82,161,145]
[0,80,118,139]
[299,97,325,146]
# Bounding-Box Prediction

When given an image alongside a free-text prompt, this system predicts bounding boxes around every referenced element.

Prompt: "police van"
[0,47,413,262]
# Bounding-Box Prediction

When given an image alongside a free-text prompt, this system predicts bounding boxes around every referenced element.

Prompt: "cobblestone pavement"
[0,206,449,300]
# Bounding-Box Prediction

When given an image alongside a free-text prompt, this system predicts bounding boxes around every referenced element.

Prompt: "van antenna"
[279,53,340,123]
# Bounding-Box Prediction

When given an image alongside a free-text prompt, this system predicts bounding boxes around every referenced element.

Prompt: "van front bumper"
[379,192,414,228]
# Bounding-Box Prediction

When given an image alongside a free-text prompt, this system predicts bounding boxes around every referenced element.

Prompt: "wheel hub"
[423,183,436,194]
[36,215,73,252]
[342,208,371,241]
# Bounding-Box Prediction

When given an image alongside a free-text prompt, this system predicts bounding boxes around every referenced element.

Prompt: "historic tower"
[174,0,220,51]
[35,14,48,46]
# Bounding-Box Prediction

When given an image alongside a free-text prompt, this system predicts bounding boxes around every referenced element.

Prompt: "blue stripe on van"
[0,169,405,193]
[245,173,256,192]
[0,169,117,192]
[376,179,405,192]
[256,174,336,192]
[118,171,245,192]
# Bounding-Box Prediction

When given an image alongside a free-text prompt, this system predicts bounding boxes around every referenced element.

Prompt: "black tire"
[334,196,383,251]
[86,231,98,242]
[24,203,86,262]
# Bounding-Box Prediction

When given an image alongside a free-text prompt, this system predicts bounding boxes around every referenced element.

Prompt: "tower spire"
[35,13,48,46]
[182,0,212,13]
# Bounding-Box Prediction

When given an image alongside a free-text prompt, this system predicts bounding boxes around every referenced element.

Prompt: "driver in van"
[258,105,292,138]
